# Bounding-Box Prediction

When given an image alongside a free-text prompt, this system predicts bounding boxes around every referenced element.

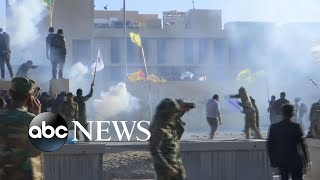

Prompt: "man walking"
[206,94,222,139]
[229,87,263,139]
[150,98,193,180]
[273,92,290,124]
[0,28,14,80]
[50,29,66,79]
[267,104,310,180]
[73,83,94,142]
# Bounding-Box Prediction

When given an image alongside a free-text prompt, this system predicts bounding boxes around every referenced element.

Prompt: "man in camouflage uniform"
[61,92,79,129]
[307,100,320,139]
[149,98,193,180]
[73,83,94,142]
[229,87,263,139]
[0,77,43,180]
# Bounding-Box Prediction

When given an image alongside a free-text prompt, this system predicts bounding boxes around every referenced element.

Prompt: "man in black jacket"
[267,104,310,180]
[50,29,66,79]
[273,92,290,123]
[0,28,14,80]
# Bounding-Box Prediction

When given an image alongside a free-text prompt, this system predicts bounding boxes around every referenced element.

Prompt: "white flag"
[180,71,194,80]
[91,48,105,75]
[198,76,207,81]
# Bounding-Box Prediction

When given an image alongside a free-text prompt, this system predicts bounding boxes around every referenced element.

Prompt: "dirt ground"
[103,151,154,180]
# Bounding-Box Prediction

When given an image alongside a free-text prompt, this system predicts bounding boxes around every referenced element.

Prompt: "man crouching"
[149,98,194,180]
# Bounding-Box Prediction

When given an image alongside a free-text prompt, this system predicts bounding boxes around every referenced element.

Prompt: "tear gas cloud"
[68,62,89,92]
[7,0,47,49]
[93,83,140,120]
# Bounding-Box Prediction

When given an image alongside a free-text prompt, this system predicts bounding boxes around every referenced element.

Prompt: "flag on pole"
[147,74,166,83]
[91,48,104,75]
[128,69,146,82]
[237,68,265,83]
[198,76,207,81]
[180,71,194,80]
[129,32,142,47]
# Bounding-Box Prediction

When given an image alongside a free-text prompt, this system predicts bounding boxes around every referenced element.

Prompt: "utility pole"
[192,0,195,9]
[123,0,128,78]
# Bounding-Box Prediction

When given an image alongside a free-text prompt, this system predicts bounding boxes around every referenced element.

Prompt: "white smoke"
[68,62,89,91]
[93,82,140,120]
[7,0,47,48]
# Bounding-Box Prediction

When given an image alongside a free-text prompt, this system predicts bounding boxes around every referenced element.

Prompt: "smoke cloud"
[93,82,140,120]
[68,62,89,92]
[7,0,47,49]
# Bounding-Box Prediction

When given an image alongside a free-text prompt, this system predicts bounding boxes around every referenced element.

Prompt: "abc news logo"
[28,112,151,152]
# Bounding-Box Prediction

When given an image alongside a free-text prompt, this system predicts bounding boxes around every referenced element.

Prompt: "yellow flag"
[237,69,251,81]
[147,74,166,83]
[128,69,145,82]
[129,32,142,47]
[237,69,265,83]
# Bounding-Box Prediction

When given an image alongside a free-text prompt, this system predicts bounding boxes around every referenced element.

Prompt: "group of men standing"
[268,92,320,139]
[206,87,263,139]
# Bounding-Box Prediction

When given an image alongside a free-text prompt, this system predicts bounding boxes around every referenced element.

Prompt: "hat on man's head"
[11,77,35,95]
[57,29,63,34]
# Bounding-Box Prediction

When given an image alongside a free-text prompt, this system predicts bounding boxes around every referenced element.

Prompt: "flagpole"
[123,0,128,79]
[93,49,99,84]
[141,47,149,76]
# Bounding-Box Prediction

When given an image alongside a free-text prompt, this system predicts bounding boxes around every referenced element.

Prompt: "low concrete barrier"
[44,144,105,180]
[305,138,320,180]
[180,140,273,180]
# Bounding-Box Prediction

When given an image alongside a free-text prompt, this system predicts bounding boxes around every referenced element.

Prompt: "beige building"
[6,0,229,81]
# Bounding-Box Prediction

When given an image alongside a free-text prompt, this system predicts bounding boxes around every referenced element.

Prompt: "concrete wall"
[44,144,105,180]
[305,139,320,180]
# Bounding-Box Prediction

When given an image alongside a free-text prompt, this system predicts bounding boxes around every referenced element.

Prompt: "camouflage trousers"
[308,120,320,139]
[244,113,263,139]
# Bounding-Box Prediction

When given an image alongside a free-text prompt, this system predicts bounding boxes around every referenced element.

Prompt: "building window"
[127,38,135,64]
[213,39,225,64]
[72,40,91,63]
[184,39,194,64]
[111,38,120,64]
[110,67,123,81]
[157,39,166,64]
[199,39,209,64]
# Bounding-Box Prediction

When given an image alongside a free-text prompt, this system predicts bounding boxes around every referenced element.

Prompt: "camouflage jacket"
[0,107,43,180]
[309,102,320,123]
[149,98,186,176]
[61,100,78,126]
[74,86,93,120]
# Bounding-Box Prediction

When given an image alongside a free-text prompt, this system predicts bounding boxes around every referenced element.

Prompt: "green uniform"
[74,86,93,122]
[73,86,93,141]
[149,98,186,180]
[61,100,78,128]
[230,87,263,139]
[0,107,43,180]
[307,102,320,138]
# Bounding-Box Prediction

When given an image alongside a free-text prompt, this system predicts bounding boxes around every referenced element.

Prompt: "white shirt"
[206,98,221,120]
